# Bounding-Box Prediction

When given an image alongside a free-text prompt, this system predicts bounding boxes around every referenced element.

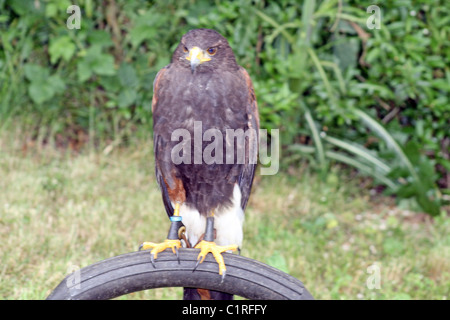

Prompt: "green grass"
[0,130,448,300]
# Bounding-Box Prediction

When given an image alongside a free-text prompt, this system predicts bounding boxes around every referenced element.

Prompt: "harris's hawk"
[140,29,259,295]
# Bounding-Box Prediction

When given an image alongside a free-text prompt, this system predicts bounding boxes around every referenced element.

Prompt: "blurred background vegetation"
[0,0,448,216]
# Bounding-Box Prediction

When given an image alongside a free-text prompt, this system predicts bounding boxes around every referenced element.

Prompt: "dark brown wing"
[238,66,259,210]
[152,67,167,113]
[152,66,177,218]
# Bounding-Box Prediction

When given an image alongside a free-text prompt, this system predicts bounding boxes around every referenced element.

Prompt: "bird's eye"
[183,46,188,53]
[206,47,217,56]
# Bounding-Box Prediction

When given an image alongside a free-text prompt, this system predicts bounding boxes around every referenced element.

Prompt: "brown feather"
[152,67,167,113]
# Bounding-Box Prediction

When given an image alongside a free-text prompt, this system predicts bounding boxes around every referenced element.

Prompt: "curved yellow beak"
[186,46,211,73]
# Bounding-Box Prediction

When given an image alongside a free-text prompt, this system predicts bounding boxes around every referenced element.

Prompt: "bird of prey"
[140,29,259,297]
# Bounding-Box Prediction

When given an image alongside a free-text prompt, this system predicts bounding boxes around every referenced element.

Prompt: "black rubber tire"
[46,248,314,300]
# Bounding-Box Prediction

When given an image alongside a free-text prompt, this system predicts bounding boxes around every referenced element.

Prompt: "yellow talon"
[140,239,181,259]
[140,203,183,267]
[194,240,238,275]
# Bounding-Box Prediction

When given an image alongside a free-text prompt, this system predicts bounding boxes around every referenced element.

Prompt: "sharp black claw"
[150,253,156,269]
[220,271,226,284]
[138,243,144,251]
[238,247,241,255]
[193,258,201,272]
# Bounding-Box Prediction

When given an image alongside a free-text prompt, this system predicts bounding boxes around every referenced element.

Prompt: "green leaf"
[354,109,419,183]
[323,135,391,174]
[118,63,138,88]
[354,109,440,215]
[333,36,360,71]
[84,45,102,62]
[49,36,76,64]
[254,9,295,44]
[301,101,327,175]
[92,54,116,76]
[117,88,137,108]
[77,60,93,82]
[99,75,121,93]
[47,75,66,93]
[307,47,336,105]
[325,150,398,190]
[87,30,113,48]
[129,25,157,48]
[28,82,54,104]
[77,45,116,80]
[9,0,44,16]
[301,0,316,46]
[24,64,49,82]
[45,3,58,18]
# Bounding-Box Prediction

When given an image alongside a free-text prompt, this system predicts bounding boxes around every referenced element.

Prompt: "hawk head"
[172,29,238,73]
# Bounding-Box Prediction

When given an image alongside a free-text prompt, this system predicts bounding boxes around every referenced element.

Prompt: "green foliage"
[24,64,66,104]
[0,0,448,215]
[251,0,449,215]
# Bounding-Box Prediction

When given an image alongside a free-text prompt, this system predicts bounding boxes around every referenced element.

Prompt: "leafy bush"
[0,0,448,215]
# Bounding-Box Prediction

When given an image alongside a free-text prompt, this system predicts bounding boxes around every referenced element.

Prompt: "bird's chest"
[169,73,247,130]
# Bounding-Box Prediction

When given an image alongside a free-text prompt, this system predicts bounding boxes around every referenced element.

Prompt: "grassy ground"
[0,129,449,300]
